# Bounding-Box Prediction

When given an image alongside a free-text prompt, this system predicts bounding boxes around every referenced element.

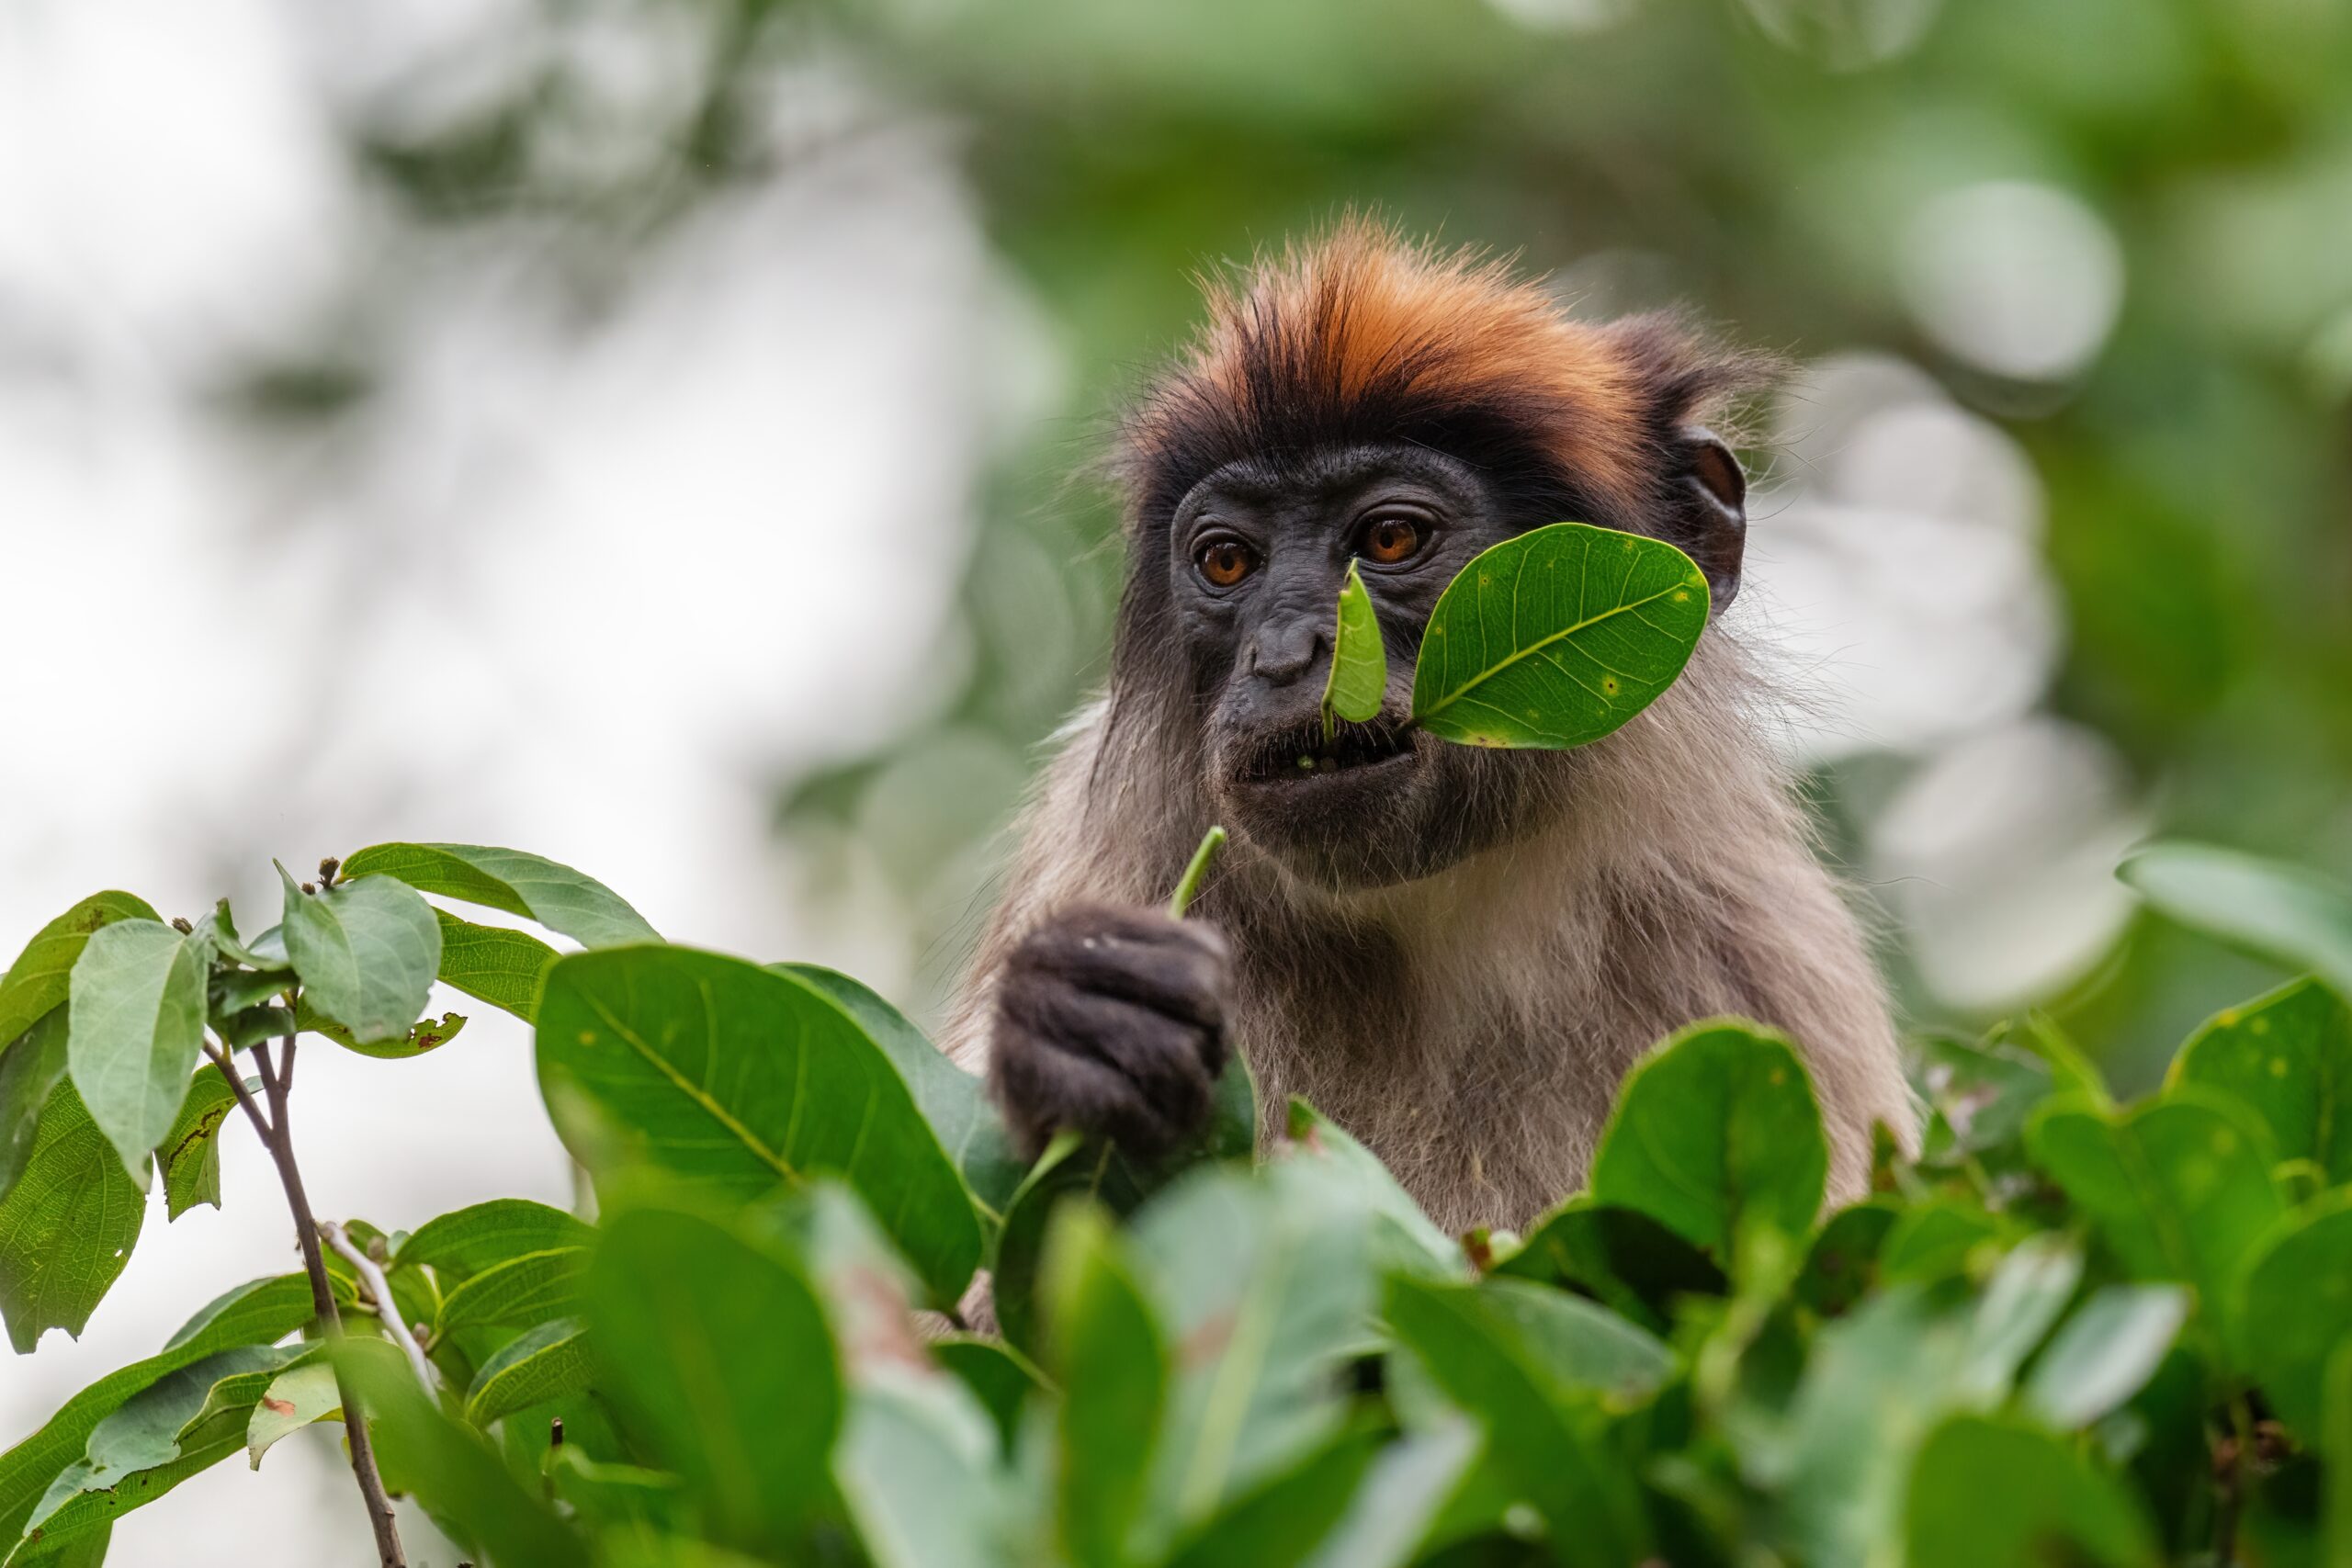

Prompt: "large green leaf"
[1409,522,1709,750]
[1383,1274,1652,1568]
[1903,1415,2158,1567]
[2234,1190,2352,1436]
[64,919,207,1182]
[1413,1278,1675,1407]
[155,1066,238,1221]
[0,896,160,1050]
[537,945,980,1305]
[341,842,659,948]
[1491,1198,1727,1332]
[435,1247,587,1337]
[19,1344,310,1554]
[1044,1204,1165,1568]
[436,909,560,1023]
[465,1316,593,1427]
[2120,841,2352,998]
[776,964,1024,1224]
[1129,1163,1377,1535]
[586,1207,841,1550]
[1589,1019,1828,1257]
[276,863,441,1045]
[1321,558,1386,737]
[1282,1100,1462,1279]
[0,1274,312,1542]
[2171,976,2352,1182]
[2026,1090,2287,1339]
[0,1013,71,1208]
[834,1377,1012,1568]
[0,1081,145,1354]
[397,1198,594,1280]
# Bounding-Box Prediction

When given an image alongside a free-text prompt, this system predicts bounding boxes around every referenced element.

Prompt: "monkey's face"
[1170,443,1568,892]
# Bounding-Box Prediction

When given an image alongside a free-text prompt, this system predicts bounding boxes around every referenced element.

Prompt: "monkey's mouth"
[1232,716,1417,786]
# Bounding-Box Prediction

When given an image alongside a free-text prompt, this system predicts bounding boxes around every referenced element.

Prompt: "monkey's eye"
[1359,513,1428,565]
[1196,537,1258,588]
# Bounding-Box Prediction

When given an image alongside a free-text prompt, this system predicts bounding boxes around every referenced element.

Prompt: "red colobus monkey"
[945,221,1912,1233]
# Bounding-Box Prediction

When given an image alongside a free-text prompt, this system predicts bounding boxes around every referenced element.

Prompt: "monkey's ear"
[1672,427,1747,615]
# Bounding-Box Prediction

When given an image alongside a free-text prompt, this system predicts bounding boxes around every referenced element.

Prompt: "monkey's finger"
[992,1029,1193,1161]
[1016,908,1229,1031]
[998,981,1216,1134]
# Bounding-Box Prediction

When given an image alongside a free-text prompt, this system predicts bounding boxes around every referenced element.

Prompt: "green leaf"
[1418,1278,1676,1407]
[2172,976,2352,1182]
[1490,1199,1727,1332]
[1903,1414,2158,1567]
[0,1274,312,1542]
[435,1247,587,1337]
[466,1316,593,1427]
[276,863,441,1045]
[0,1012,71,1207]
[1383,1273,1652,1567]
[1162,1427,1383,1568]
[992,1134,1145,1356]
[398,1200,594,1280]
[1321,558,1386,739]
[585,1206,841,1550]
[1589,1019,1828,1257]
[777,963,1024,1224]
[437,909,560,1023]
[1877,1196,2012,1283]
[295,1000,466,1060]
[1295,1423,1480,1568]
[64,919,207,1182]
[1282,1100,1463,1279]
[2235,1189,2352,1436]
[21,1344,309,1551]
[1793,1200,1900,1317]
[2328,1342,2352,1568]
[335,1338,586,1568]
[2026,1090,2287,1341]
[245,1360,342,1469]
[2120,841,2352,998]
[1132,1163,1378,1533]
[537,945,980,1305]
[1044,1203,1165,1568]
[0,1080,145,1354]
[156,1066,238,1221]
[0,896,160,1050]
[341,842,659,947]
[1409,521,1709,750]
[834,1377,1012,1568]
[932,1335,1041,1454]
[2022,1284,2189,1428]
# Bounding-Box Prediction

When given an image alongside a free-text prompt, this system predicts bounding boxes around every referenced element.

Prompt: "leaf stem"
[322,1220,435,1393]
[1167,826,1228,920]
[211,1008,409,1568]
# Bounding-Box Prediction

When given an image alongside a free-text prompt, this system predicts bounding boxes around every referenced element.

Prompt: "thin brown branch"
[222,1010,409,1568]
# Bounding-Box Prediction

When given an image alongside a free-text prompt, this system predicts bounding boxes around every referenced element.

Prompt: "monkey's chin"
[1216,745,1460,894]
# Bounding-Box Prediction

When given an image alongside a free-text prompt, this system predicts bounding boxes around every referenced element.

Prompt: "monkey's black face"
[1169,442,1566,892]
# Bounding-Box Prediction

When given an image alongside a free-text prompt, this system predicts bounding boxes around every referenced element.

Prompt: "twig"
[216,1004,409,1568]
[1168,826,1228,919]
[322,1221,435,1393]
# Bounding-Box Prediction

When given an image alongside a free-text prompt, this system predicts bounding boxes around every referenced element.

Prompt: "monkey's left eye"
[1196,537,1258,588]
[1359,513,1428,565]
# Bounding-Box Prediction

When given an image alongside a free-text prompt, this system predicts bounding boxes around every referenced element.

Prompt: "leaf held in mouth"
[1322,559,1387,743]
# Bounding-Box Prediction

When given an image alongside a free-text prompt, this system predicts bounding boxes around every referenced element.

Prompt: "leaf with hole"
[0,1080,146,1354]
[1410,522,1709,750]
[156,1066,239,1221]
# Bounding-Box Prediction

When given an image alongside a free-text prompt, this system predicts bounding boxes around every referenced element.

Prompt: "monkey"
[943,220,1916,1237]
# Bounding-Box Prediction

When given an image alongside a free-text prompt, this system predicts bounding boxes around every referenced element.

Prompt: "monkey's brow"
[1189,443,1473,504]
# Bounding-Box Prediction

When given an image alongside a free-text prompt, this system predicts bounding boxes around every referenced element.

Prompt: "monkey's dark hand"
[989,902,1232,1163]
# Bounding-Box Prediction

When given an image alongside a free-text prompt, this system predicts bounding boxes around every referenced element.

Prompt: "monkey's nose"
[1248,622,1324,686]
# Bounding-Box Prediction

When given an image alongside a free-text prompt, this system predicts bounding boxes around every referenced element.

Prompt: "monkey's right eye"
[1196,537,1258,588]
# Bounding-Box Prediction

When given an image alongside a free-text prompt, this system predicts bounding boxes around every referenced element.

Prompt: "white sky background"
[0,1,2141,1562]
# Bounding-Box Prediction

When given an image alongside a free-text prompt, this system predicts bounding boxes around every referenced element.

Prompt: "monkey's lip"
[1229,716,1419,788]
